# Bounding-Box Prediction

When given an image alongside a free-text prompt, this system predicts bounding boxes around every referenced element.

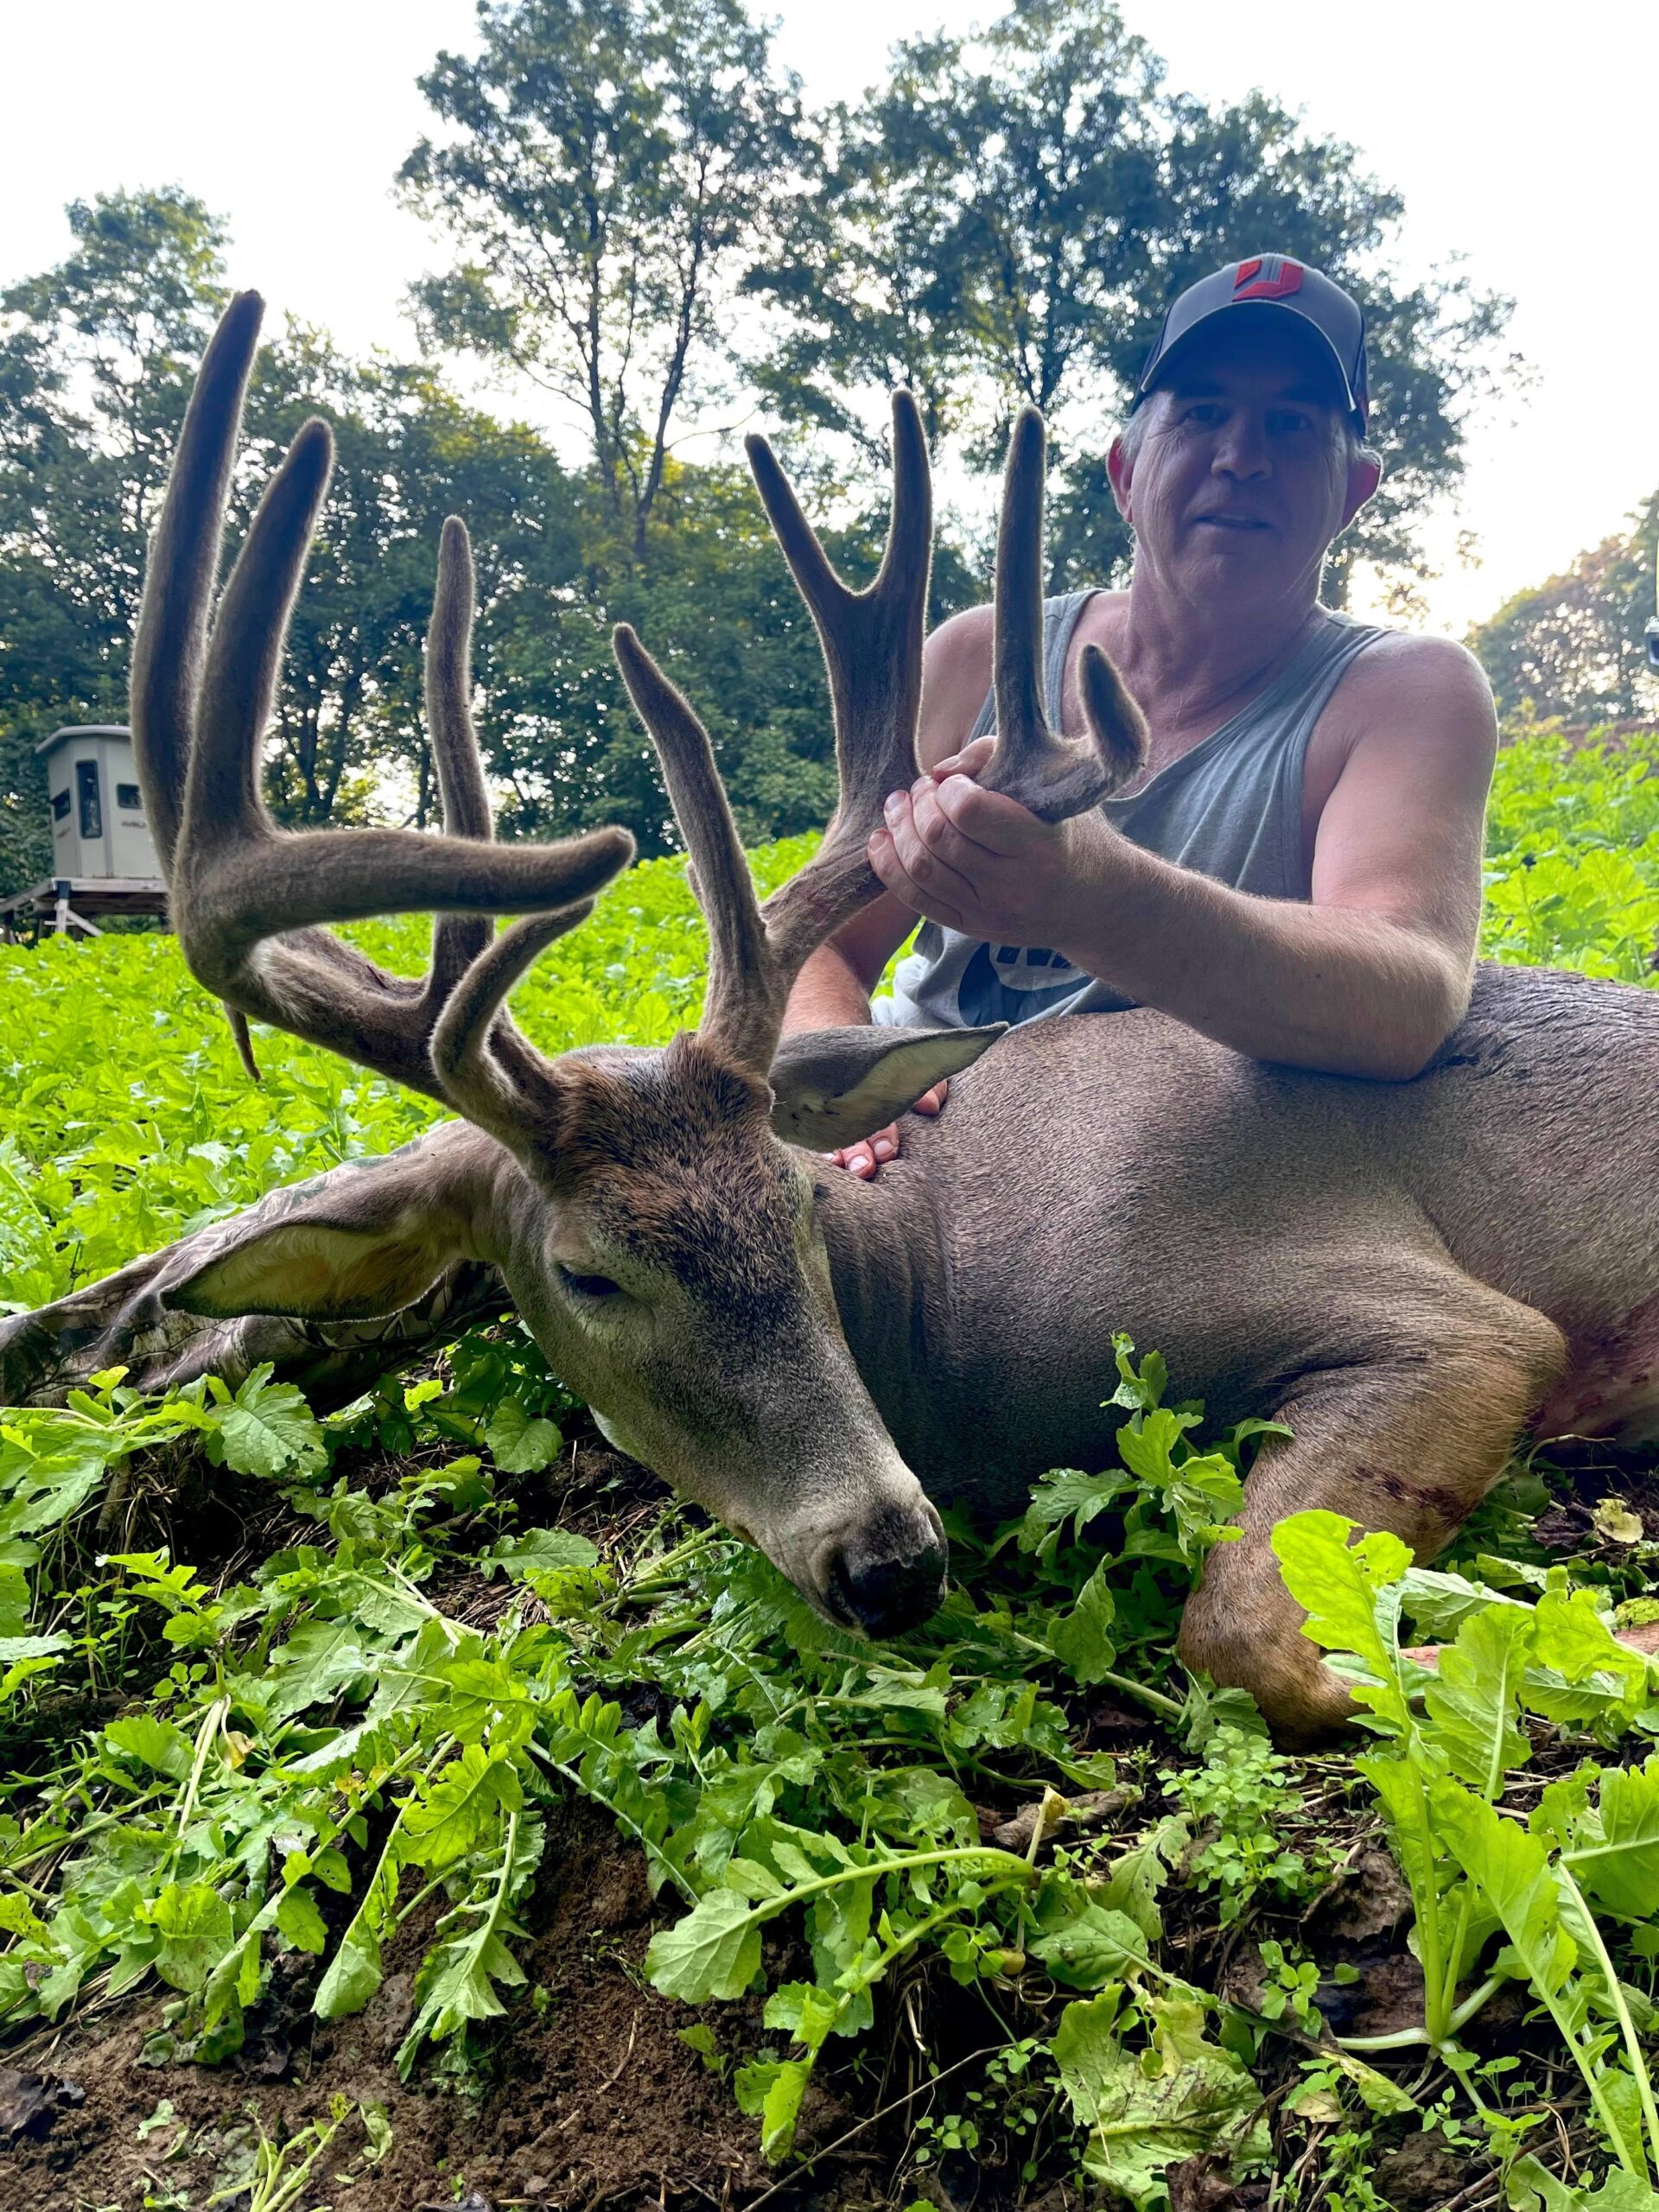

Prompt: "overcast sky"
[5,0,1656,634]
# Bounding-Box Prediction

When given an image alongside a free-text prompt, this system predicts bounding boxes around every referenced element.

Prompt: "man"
[786,256,1497,1177]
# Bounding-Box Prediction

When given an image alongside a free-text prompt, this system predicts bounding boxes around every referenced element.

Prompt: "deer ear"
[767,1024,1006,1147]
[161,1122,517,1321]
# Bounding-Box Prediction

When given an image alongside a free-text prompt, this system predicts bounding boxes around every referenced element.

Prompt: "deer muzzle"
[813,1492,949,1638]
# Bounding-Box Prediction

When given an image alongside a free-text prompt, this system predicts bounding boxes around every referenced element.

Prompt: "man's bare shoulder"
[1320,627,1497,768]
[1332,628,1495,720]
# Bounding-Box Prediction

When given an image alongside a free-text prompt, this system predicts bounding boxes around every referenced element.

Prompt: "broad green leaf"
[1109,1336,1168,1412]
[1054,1987,1266,2209]
[211,1364,326,1479]
[1051,1565,1117,1685]
[1423,1601,1535,1796]
[1018,1466,1128,1555]
[1567,1756,1659,1922]
[1527,1591,1650,1728]
[400,1917,528,2063]
[104,1714,194,1781]
[1030,1877,1149,1990]
[478,1526,599,1579]
[764,1979,842,2052]
[482,1398,563,1475]
[0,1562,32,1637]
[314,1923,385,2022]
[735,2056,812,2162]
[314,1840,401,2022]
[0,1631,70,1662]
[1271,1510,1414,1731]
[149,1882,236,1995]
[1116,1408,1200,1486]
[401,1746,523,1870]
[1094,1815,1187,1943]
[1400,1564,1529,1639]
[1330,2050,1419,2116]
[1433,1784,1592,2064]
[275,1884,328,1955]
[645,1887,764,2003]
[1508,2152,1659,2209]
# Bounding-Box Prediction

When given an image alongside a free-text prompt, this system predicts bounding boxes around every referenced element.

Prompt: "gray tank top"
[874,590,1387,1029]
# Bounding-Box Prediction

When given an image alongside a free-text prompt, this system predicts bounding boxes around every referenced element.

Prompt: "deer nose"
[826,1527,948,1638]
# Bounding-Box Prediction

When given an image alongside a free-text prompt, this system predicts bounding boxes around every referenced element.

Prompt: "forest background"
[2,0,1656,898]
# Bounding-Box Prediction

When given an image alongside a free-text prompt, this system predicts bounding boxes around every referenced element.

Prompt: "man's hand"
[828,1080,948,1179]
[867,732,1109,951]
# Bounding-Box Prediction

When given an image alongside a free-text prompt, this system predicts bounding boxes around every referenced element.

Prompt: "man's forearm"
[783,940,876,1033]
[1059,837,1471,1080]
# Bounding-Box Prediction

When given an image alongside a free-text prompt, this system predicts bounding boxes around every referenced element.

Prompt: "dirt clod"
[0,2066,85,2142]
[1372,2129,1475,2209]
[1302,1840,1410,1947]
[1166,2150,1243,2209]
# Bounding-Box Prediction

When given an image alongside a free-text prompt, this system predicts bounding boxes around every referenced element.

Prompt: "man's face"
[1109,321,1379,604]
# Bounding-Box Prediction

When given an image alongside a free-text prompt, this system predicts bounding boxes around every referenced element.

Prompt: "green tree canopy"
[400,0,805,556]
[744,0,1514,602]
[1469,493,1659,728]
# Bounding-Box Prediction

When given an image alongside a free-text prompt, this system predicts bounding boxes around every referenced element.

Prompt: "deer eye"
[557,1265,622,1301]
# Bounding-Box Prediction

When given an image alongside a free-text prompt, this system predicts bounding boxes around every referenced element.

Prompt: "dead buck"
[9,293,1659,1741]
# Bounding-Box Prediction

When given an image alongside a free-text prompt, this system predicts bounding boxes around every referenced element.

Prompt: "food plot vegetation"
[2,736,1659,2212]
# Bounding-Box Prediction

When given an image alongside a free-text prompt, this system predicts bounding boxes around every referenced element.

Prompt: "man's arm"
[870,634,1497,1082]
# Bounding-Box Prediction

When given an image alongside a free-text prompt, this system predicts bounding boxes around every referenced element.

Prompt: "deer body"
[825,965,1657,1512]
[34,292,1654,1744]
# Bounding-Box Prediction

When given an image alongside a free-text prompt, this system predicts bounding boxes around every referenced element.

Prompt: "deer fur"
[5,294,1658,1745]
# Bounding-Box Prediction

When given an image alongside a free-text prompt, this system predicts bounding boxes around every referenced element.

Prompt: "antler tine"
[430,908,594,1154]
[612,623,778,1071]
[131,288,266,868]
[139,292,634,1120]
[424,517,496,998]
[991,407,1048,779]
[979,406,1142,822]
[182,436,632,958]
[748,390,932,976]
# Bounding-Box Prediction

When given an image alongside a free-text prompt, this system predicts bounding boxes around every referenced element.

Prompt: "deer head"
[131,294,1144,1637]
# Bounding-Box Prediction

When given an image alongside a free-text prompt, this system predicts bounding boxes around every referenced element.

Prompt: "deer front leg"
[1178,1281,1567,1745]
[0,1123,511,1411]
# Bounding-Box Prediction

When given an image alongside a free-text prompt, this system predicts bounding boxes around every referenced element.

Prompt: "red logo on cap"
[1233,256,1304,302]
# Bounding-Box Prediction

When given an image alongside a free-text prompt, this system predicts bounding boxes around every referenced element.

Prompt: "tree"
[745,0,1514,601]
[400,0,805,558]
[0,188,930,869]
[0,193,593,855]
[238,331,588,824]
[0,188,227,889]
[1469,493,1659,727]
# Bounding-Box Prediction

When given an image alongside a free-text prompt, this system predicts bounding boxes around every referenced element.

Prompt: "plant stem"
[1554,1860,1659,2174]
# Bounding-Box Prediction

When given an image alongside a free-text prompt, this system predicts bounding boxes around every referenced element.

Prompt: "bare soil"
[3,1798,779,2212]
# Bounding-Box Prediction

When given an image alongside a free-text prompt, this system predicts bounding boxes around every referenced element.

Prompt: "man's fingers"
[930,733,996,782]
[868,824,967,931]
[883,789,980,904]
[830,1122,901,1178]
[912,1078,948,1116]
[933,772,1048,853]
[906,774,1000,873]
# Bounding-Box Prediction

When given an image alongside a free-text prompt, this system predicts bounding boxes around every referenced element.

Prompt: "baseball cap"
[1129,256,1370,431]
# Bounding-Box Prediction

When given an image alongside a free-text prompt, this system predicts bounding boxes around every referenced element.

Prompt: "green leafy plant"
[1274,1510,1659,2191]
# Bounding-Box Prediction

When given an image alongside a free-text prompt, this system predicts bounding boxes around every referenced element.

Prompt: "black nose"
[827,1533,948,1637]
